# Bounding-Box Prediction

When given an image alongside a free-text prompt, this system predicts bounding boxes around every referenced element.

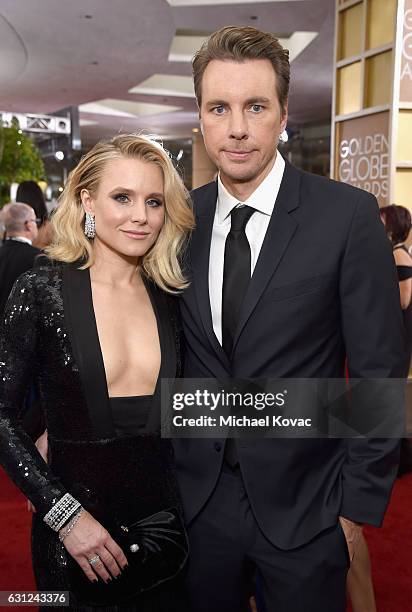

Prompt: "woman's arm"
[0,272,127,582]
[399,279,412,310]
[0,272,68,516]
[394,249,412,309]
[27,430,49,512]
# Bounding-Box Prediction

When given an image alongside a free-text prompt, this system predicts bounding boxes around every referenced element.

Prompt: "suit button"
[214,442,222,452]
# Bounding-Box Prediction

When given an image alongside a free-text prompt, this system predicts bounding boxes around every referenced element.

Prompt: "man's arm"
[339,190,406,527]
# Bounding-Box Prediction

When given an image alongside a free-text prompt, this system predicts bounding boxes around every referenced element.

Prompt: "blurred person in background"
[381,204,412,476]
[4,191,51,437]
[0,134,193,611]
[380,205,412,365]
[16,180,53,249]
[0,212,5,241]
[0,202,41,315]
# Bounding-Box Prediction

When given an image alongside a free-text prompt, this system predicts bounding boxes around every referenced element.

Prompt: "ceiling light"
[55,151,65,161]
[129,74,195,98]
[80,99,181,117]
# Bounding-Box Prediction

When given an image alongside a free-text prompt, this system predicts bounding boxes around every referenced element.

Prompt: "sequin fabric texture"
[0,265,183,606]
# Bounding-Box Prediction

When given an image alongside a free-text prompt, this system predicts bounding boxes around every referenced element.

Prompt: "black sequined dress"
[0,263,184,611]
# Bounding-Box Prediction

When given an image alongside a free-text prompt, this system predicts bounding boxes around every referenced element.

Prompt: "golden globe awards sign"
[400,0,412,102]
[336,112,390,206]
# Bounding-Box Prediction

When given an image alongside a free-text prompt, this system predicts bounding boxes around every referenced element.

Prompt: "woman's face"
[82,157,165,260]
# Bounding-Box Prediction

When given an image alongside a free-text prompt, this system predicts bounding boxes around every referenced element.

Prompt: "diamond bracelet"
[58,507,85,542]
[43,493,81,532]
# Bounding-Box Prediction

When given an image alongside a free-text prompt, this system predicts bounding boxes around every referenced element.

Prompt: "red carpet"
[0,467,37,611]
[0,467,411,611]
[362,474,412,611]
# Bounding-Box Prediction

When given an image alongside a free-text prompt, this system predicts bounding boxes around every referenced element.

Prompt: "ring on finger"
[88,554,101,566]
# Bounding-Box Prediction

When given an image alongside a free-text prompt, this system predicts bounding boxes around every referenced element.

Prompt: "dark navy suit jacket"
[174,158,406,549]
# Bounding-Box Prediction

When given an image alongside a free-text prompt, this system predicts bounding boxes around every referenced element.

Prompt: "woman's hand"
[35,429,48,462]
[61,510,128,583]
[27,430,49,512]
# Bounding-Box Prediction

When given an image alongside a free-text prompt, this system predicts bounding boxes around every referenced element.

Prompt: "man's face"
[199,59,288,193]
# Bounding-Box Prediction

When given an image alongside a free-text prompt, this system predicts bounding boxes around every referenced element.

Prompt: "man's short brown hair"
[192,26,290,111]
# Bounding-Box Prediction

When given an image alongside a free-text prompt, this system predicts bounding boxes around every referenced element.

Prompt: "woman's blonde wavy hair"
[46,134,194,293]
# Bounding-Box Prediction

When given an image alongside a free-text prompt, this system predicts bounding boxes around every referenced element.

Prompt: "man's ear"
[80,189,95,216]
[280,104,289,134]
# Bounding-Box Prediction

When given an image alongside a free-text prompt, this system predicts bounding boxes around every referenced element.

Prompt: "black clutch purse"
[67,507,188,606]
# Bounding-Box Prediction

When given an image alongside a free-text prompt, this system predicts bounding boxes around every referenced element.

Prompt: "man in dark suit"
[174,26,406,612]
[0,202,41,315]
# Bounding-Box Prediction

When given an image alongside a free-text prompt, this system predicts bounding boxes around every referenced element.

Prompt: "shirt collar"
[6,236,33,245]
[217,151,285,224]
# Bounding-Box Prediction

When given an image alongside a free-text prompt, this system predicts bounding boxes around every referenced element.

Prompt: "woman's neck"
[91,242,141,288]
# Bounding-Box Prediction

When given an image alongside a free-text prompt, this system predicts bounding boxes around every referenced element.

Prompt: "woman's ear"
[80,189,95,216]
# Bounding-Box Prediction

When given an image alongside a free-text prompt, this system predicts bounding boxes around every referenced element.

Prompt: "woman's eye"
[114,194,130,203]
[146,199,163,208]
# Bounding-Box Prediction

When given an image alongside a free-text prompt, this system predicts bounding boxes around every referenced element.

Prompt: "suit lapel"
[232,161,301,353]
[191,181,230,369]
[62,262,115,438]
[144,277,177,431]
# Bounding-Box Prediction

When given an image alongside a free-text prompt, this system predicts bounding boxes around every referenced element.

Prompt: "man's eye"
[213,106,225,115]
[114,194,130,203]
[250,104,263,113]
[146,199,163,208]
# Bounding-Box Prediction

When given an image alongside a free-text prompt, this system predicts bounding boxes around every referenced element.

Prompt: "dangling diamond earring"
[84,212,95,239]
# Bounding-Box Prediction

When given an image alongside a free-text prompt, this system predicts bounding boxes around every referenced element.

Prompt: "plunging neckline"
[62,263,170,438]
[87,269,164,409]
[88,270,162,403]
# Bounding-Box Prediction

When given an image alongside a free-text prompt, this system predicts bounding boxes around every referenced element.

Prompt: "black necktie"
[222,205,255,356]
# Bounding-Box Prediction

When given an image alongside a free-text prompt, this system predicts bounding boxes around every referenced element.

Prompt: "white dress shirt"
[208,152,285,344]
[6,236,32,245]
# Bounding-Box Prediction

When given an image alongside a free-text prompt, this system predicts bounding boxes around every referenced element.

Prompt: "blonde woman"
[0,135,194,611]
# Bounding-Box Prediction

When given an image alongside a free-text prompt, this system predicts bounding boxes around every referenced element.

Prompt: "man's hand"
[339,516,363,563]
[27,430,49,512]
